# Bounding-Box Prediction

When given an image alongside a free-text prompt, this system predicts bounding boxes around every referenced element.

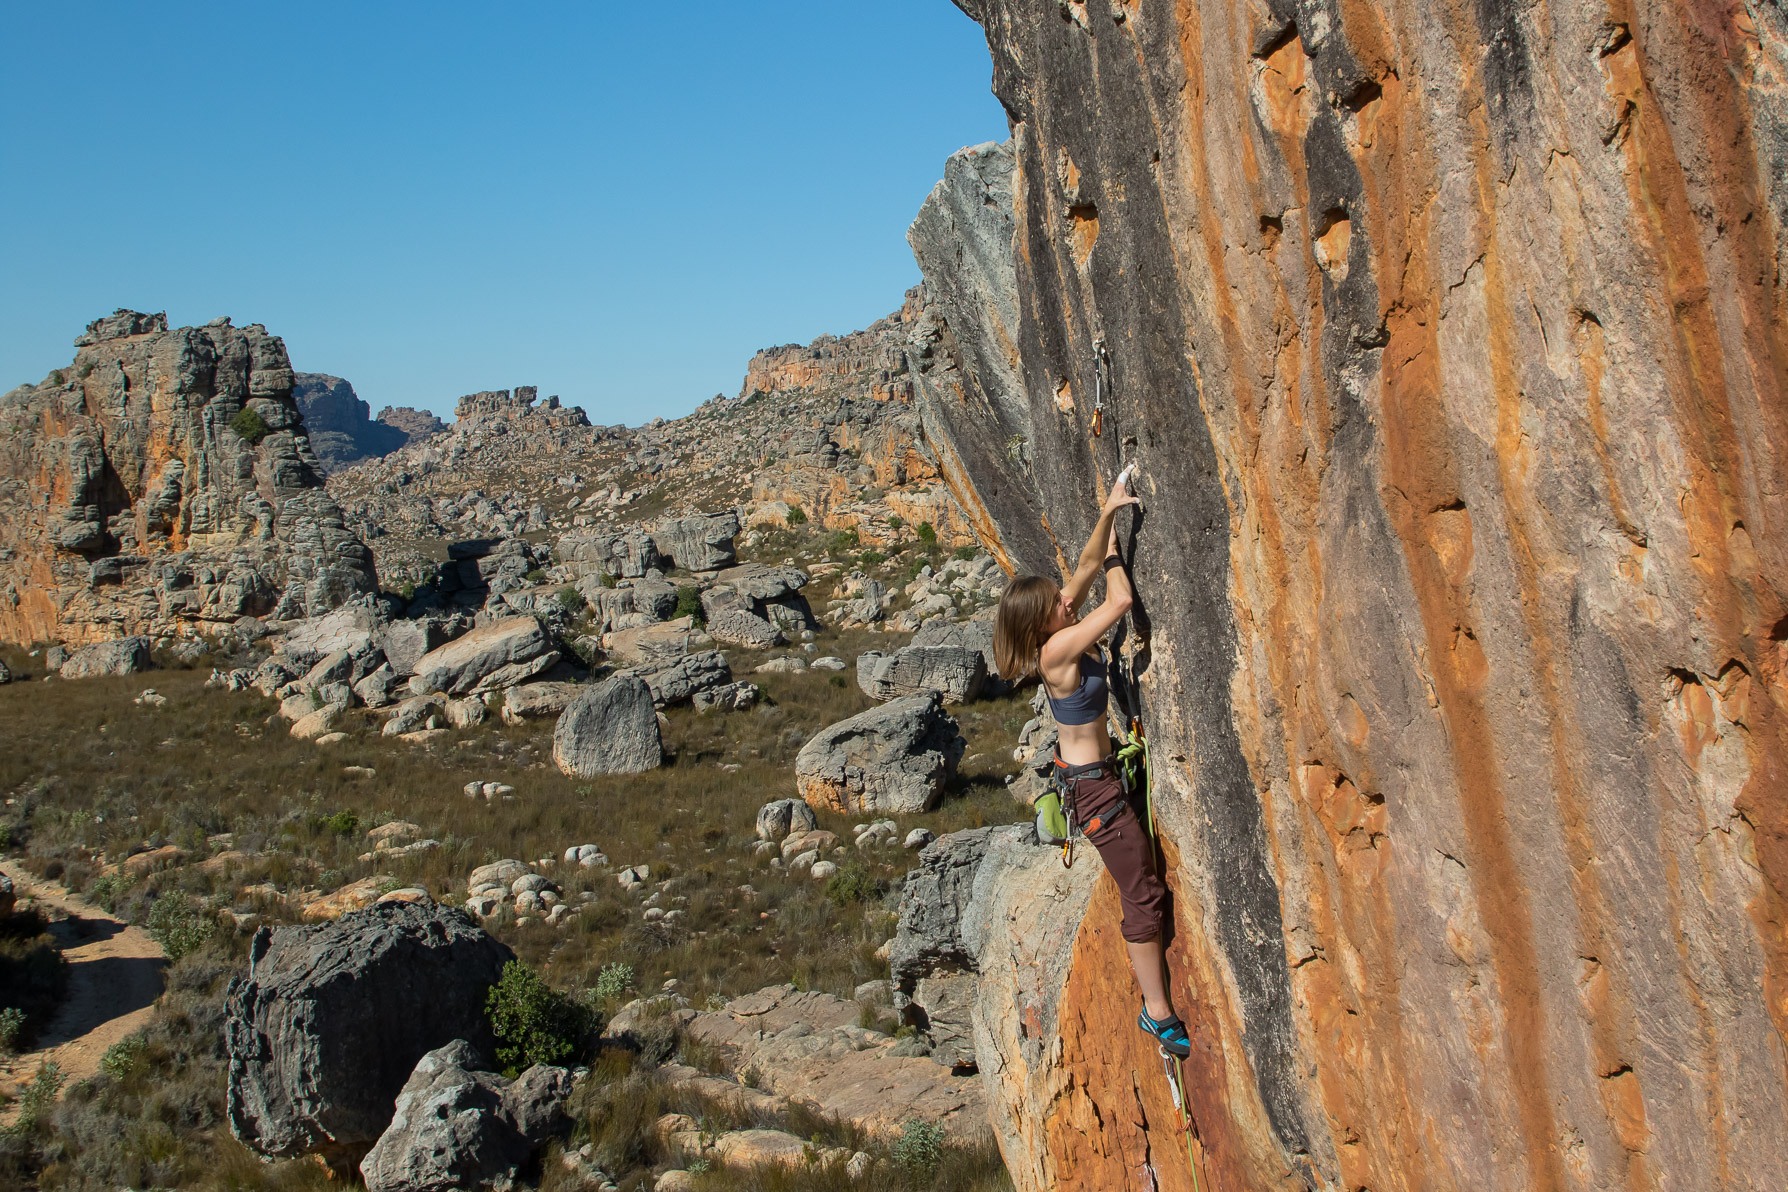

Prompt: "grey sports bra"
[1045,650,1109,727]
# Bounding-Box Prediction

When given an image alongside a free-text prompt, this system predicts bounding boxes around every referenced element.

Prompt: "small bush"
[886,515,904,530]
[953,545,978,561]
[85,872,125,912]
[823,861,885,908]
[229,406,269,445]
[592,961,634,1005]
[858,550,886,568]
[486,960,593,1076]
[525,568,548,585]
[598,571,618,589]
[556,585,585,613]
[13,1061,63,1131]
[99,1033,148,1081]
[0,1006,25,1051]
[674,586,705,627]
[46,370,65,387]
[891,1119,946,1176]
[314,810,359,836]
[829,529,860,554]
[785,506,807,526]
[146,895,216,965]
[916,522,938,547]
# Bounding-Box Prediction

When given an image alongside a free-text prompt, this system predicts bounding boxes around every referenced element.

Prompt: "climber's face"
[1044,586,1076,635]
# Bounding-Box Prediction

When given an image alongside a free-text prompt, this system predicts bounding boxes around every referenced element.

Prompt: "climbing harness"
[1092,337,1112,438]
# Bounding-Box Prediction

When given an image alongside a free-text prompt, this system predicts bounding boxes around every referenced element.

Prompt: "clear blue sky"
[0,3,1005,424]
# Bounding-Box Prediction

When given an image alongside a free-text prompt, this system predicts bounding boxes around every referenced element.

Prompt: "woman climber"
[992,470,1190,1059]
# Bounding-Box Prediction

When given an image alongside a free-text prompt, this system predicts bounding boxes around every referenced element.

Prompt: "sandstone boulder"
[795,692,964,815]
[500,681,583,724]
[691,681,759,712]
[634,650,730,708]
[650,511,739,572]
[705,609,784,650]
[553,674,662,777]
[225,902,514,1169]
[358,1040,571,1192]
[856,645,987,704]
[408,616,557,696]
[58,637,152,679]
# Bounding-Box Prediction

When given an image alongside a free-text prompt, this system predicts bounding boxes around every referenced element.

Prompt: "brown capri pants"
[1067,771,1168,943]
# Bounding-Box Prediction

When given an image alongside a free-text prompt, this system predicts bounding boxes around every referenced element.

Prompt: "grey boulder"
[794,692,965,815]
[58,636,152,679]
[359,1040,571,1192]
[856,645,988,704]
[650,511,739,572]
[756,799,819,842]
[635,649,731,708]
[553,673,663,777]
[225,902,515,1170]
[705,608,784,650]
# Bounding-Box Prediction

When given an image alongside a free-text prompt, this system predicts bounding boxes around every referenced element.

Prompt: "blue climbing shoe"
[1139,1006,1192,1058]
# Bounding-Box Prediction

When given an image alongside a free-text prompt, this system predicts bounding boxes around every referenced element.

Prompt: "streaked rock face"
[923,2,1788,1188]
[0,311,376,644]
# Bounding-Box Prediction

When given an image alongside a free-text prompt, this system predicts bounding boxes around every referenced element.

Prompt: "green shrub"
[598,571,618,589]
[45,370,65,387]
[525,568,548,585]
[823,861,885,908]
[953,545,978,561]
[12,1061,63,1132]
[886,514,904,530]
[674,586,705,627]
[85,872,124,913]
[0,1006,24,1052]
[556,585,585,613]
[100,1033,148,1081]
[486,961,593,1076]
[146,896,216,965]
[891,1119,946,1175]
[229,406,269,445]
[314,810,359,836]
[785,506,807,526]
[592,961,634,1005]
[829,529,860,553]
[916,522,938,547]
[858,550,886,568]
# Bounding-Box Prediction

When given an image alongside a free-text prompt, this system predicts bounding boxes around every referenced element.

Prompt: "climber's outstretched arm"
[1061,474,1139,609]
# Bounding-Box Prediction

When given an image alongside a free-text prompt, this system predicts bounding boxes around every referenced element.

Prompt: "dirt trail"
[0,865,165,1114]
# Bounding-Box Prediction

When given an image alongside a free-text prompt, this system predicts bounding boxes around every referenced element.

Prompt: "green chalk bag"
[1034,791,1070,845]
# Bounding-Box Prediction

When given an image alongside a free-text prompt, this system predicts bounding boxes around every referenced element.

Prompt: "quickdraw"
[1092,337,1111,438]
[1160,1048,1205,1192]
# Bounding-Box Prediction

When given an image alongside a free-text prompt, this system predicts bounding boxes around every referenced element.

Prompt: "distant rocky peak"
[454,386,588,428]
[73,308,169,346]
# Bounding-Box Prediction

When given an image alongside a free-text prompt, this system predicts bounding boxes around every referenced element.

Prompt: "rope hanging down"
[1108,483,1205,1192]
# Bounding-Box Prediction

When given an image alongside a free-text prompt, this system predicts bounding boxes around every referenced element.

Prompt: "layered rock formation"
[921,3,1788,1189]
[0,312,376,644]
[293,373,440,473]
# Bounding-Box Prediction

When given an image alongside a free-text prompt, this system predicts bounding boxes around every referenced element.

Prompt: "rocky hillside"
[328,309,976,589]
[292,373,442,473]
[0,312,376,646]
[914,3,1788,1189]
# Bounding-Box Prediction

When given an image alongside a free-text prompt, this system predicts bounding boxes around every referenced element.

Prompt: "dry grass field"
[0,625,1028,1190]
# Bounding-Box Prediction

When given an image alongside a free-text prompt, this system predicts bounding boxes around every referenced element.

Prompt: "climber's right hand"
[1101,475,1140,516]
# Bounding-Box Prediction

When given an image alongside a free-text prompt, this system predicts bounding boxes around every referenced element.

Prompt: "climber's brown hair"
[994,575,1059,680]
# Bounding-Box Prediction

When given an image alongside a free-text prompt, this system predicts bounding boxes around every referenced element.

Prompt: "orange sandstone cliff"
[909,1,1788,1188]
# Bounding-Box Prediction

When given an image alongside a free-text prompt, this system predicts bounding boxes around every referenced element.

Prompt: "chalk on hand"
[1118,463,1137,487]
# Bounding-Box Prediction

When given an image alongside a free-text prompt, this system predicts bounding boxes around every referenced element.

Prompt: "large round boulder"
[553,673,663,777]
[856,645,988,704]
[225,902,515,1171]
[795,692,965,815]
